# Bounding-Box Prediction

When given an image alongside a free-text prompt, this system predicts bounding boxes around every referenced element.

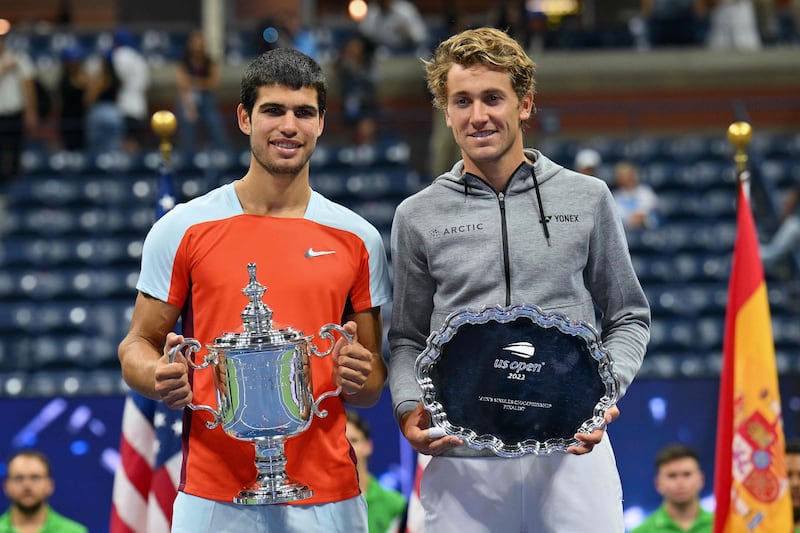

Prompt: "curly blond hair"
[423,27,536,110]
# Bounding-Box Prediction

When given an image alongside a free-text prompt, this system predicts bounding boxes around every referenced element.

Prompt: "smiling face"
[238,83,325,177]
[444,64,533,179]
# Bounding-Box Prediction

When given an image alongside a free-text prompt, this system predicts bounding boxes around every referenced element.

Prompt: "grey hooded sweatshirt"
[388,149,650,457]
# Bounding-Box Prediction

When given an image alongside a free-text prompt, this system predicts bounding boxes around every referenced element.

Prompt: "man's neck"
[665,499,701,530]
[234,172,311,217]
[11,505,49,533]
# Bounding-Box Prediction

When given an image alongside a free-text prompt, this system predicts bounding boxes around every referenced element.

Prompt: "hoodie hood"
[434,148,563,244]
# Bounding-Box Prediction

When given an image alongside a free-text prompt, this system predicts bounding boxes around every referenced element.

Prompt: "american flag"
[110,161,182,532]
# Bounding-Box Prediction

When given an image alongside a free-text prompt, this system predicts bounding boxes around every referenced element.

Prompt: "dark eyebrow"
[257,102,319,115]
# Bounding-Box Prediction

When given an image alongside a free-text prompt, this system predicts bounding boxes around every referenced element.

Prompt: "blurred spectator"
[257,9,319,59]
[1,449,88,533]
[175,29,230,156]
[629,443,713,533]
[637,0,707,48]
[111,29,151,151]
[428,7,469,178]
[57,45,87,151]
[0,32,37,189]
[787,439,800,531]
[490,1,551,55]
[574,148,602,177]
[774,0,800,43]
[335,33,380,145]
[346,410,407,533]
[84,50,124,154]
[707,0,763,50]
[760,180,800,270]
[359,0,429,53]
[612,160,661,231]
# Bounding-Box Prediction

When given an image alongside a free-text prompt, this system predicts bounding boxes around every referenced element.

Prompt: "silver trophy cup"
[169,263,350,504]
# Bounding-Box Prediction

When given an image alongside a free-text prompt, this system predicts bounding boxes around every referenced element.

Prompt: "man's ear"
[237,103,251,135]
[519,91,534,121]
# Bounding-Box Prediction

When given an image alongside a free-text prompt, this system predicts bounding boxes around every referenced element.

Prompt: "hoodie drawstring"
[532,168,551,245]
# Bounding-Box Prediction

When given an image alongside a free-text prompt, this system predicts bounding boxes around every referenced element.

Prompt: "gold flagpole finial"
[727,121,752,176]
[151,110,177,164]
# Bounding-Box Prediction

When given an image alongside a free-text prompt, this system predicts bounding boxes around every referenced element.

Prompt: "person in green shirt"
[787,439,800,533]
[1,449,87,533]
[346,410,408,533]
[630,443,713,533]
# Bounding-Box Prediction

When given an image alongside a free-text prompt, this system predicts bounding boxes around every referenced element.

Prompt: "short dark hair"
[240,47,327,116]
[654,443,700,470]
[6,449,52,477]
[346,409,371,440]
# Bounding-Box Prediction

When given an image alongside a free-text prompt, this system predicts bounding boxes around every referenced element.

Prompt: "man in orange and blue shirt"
[118,48,391,532]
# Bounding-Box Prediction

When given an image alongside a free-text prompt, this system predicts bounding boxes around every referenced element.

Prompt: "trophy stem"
[233,437,313,504]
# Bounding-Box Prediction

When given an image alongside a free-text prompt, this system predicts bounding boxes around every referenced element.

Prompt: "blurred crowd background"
[0,0,799,531]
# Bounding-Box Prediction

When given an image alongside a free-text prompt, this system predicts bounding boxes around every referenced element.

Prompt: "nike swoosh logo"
[305,248,336,258]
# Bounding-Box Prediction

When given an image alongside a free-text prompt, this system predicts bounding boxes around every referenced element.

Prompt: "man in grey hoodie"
[388,27,650,532]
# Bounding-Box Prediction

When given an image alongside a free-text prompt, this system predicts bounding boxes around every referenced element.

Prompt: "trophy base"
[233,482,313,505]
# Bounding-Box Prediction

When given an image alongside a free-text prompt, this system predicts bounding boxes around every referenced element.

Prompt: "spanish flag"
[713,177,793,532]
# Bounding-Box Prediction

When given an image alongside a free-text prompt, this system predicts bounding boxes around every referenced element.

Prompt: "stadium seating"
[1,129,799,396]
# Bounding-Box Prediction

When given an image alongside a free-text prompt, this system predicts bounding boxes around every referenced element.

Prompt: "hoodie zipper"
[498,192,512,306]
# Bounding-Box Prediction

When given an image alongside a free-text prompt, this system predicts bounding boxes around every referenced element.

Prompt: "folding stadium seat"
[310,171,348,199]
[683,283,727,316]
[26,370,86,397]
[6,177,81,207]
[691,221,737,253]
[69,268,138,299]
[82,369,128,395]
[349,200,397,228]
[622,136,664,164]
[22,207,81,236]
[82,177,130,205]
[336,144,379,167]
[17,269,71,301]
[772,314,800,349]
[661,134,713,164]
[382,140,412,166]
[636,352,679,379]
[700,256,731,282]
[19,147,49,175]
[697,189,736,220]
[46,149,89,175]
[656,191,699,221]
[695,316,725,350]
[2,237,74,267]
[0,372,27,397]
[640,162,679,192]
[77,207,128,235]
[73,238,129,266]
[768,283,800,315]
[677,353,714,378]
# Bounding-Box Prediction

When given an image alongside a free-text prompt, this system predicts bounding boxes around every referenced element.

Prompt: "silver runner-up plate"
[415,304,619,456]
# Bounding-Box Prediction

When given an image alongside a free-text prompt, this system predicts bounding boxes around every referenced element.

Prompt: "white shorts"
[172,492,368,533]
[420,435,624,533]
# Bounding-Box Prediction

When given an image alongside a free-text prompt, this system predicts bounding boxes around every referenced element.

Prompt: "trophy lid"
[210,263,310,350]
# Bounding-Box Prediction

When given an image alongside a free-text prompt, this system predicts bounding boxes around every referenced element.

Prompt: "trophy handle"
[309,323,353,418]
[167,338,222,429]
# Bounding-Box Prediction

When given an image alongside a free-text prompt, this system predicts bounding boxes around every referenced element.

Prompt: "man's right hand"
[154,332,193,409]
